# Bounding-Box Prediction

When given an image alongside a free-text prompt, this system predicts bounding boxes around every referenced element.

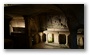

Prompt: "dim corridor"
[31,42,69,49]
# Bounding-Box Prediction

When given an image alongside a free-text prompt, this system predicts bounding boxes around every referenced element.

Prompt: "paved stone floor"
[31,42,69,49]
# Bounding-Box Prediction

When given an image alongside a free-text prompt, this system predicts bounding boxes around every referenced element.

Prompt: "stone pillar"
[45,33,48,43]
[23,16,32,48]
[69,28,78,49]
[54,33,59,44]
[4,15,12,39]
[40,33,43,42]
[65,8,79,48]
[65,35,68,46]
[57,34,59,44]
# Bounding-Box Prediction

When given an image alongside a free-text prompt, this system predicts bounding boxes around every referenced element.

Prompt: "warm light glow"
[77,35,84,46]
[79,37,83,46]
[43,28,69,44]
[10,17,25,28]
[77,37,83,46]
[48,33,52,42]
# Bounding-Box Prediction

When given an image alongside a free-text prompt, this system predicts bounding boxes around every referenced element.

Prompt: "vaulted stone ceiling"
[4,4,64,16]
[4,4,84,28]
[4,4,84,21]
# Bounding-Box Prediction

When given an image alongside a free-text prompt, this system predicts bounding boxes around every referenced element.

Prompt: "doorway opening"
[59,34,66,44]
[48,33,54,43]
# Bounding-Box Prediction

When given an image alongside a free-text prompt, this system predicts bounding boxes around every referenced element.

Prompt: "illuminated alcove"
[48,33,54,43]
[9,16,25,33]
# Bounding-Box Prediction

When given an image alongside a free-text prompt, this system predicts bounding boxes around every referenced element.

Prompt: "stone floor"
[31,42,69,49]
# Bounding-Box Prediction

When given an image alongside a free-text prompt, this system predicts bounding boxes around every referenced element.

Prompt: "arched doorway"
[48,33,54,43]
[42,33,46,42]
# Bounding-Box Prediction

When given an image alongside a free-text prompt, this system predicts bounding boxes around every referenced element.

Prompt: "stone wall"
[46,15,68,29]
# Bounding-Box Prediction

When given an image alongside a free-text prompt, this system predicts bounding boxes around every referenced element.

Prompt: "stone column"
[23,16,32,48]
[57,34,59,44]
[4,15,12,39]
[67,15,78,48]
[45,33,48,43]
[69,28,78,49]
[54,33,59,44]
[39,32,43,42]
[65,35,68,46]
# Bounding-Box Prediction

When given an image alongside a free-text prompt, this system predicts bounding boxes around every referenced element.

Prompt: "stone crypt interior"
[4,4,84,49]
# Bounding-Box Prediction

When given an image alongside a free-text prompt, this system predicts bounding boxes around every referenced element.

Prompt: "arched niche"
[47,33,54,43]
[10,16,25,33]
